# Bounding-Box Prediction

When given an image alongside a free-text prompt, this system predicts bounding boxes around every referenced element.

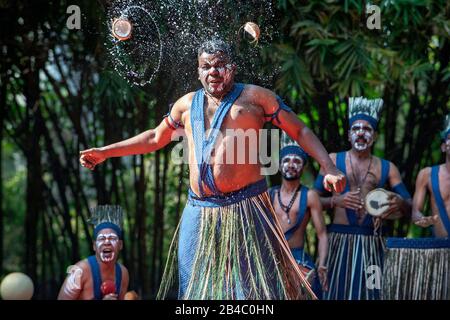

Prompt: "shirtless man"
[412,115,450,237]
[381,115,450,300]
[58,224,129,300]
[79,40,345,299]
[269,143,328,298]
[314,97,411,300]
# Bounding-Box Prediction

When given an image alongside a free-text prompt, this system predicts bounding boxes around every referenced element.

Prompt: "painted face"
[280,154,304,181]
[198,52,235,96]
[349,120,375,151]
[95,229,120,263]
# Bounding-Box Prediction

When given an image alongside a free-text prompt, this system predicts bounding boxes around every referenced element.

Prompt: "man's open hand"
[414,215,438,228]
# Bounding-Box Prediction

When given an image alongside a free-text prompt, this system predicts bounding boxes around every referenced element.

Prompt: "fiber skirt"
[382,237,450,300]
[157,180,315,300]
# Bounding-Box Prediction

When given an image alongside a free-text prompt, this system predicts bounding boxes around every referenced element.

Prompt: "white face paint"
[64,265,83,297]
[281,155,304,180]
[350,122,375,151]
[198,53,234,96]
[95,232,119,263]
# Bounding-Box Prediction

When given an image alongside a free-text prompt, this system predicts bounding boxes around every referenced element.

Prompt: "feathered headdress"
[89,205,124,239]
[441,114,450,141]
[279,131,309,163]
[348,97,384,130]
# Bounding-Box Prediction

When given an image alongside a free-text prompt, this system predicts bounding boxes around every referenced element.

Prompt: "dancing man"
[314,97,411,300]
[58,206,129,300]
[80,40,345,299]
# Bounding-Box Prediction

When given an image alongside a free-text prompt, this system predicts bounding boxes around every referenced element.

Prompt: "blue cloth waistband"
[386,237,450,249]
[327,224,387,236]
[187,179,268,208]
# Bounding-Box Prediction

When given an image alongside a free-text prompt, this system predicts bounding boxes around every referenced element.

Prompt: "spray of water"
[107,0,281,92]
[107,1,163,86]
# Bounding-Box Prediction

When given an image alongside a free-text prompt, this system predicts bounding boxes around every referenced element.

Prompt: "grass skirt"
[382,237,450,300]
[157,181,315,300]
[324,224,386,300]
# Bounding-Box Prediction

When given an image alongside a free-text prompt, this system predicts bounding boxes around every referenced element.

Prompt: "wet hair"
[198,39,233,61]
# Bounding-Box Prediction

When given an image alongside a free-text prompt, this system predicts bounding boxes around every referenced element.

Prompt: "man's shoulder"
[173,92,196,113]
[306,188,320,202]
[179,92,196,104]
[379,158,404,174]
[64,259,90,280]
[75,259,91,271]
[119,262,129,273]
[241,83,272,96]
[417,166,433,179]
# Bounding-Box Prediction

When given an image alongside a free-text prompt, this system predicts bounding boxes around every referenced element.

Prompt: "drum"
[382,237,450,300]
[365,188,402,220]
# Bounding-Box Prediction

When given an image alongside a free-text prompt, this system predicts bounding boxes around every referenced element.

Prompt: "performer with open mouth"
[57,205,129,300]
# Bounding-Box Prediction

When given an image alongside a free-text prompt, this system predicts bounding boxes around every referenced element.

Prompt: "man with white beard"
[58,206,129,300]
[313,97,411,300]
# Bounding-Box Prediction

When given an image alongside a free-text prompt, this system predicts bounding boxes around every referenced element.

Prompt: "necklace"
[277,185,301,224]
[204,90,223,108]
[349,152,373,191]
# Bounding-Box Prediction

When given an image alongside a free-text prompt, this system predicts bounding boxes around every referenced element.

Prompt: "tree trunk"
[150,149,161,294]
[137,154,147,296]
[0,74,5,275]
[23,60,44,283]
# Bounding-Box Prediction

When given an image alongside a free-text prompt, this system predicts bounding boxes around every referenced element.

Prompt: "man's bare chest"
[345,159,382,192]
[438,172,450,204]
[203,103,264,131]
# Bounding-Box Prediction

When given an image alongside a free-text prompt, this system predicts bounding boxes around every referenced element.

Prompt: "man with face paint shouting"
[269,138,328,299]
[58,206,129,300]
[314,97,412,300]
[79,39,346,300]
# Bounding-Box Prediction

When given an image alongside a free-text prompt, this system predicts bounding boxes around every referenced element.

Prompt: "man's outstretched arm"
[80,96,187,170]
